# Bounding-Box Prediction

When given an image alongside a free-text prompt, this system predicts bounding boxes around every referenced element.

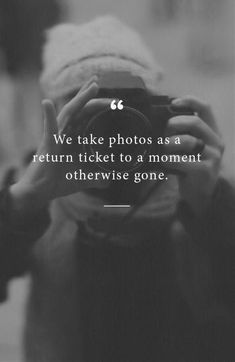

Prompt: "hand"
[164,96,224,216]
[10,77,109,214]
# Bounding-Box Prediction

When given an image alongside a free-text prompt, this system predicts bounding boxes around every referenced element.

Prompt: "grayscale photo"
[0,0,234,361]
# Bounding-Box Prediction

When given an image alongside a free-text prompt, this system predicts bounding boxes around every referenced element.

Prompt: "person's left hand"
[164,96,225,216]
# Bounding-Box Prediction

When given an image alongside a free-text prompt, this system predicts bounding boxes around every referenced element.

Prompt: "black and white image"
[0,1,234,361]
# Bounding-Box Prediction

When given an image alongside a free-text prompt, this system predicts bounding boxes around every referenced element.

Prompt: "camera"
[80,71,193,173]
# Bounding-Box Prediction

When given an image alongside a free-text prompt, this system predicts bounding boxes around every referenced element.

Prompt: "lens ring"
[83,106,153,172]
[84,106,151,134]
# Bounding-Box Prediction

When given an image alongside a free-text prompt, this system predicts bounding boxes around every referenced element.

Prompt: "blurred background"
[0,0,234,360]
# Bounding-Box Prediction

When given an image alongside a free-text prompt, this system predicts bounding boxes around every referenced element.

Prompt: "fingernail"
[41,99,48,115]
[88,82,98,89]
[41,99,48,106]
[172,98,184,105]
[82,76,97,89]
[89,75,99,85]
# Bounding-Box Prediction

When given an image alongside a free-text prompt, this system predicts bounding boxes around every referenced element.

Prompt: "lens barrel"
[83,107,152,172]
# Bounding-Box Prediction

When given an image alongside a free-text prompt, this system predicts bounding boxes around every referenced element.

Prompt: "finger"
[166,115,223,149]
[42,99,58,140]
[163,158,201,176]
[68,98,112,131]
[80,98,113,118]
[62,82,99,118]
[58,82,99,132]
[164,145,221,174]
[164,135,202,155]
[62,76,99,103]
[172,96,219,133]
[80,75,99,92]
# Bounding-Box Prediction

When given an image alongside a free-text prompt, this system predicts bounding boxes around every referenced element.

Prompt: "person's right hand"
[10,77,109,214]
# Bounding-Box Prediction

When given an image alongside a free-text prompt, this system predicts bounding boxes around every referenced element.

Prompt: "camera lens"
[83,107,152,172]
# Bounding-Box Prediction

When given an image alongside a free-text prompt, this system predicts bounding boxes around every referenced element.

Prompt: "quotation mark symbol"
[110,100,124,110]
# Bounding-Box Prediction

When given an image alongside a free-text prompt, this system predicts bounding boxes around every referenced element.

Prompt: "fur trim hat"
[40,16,163,100]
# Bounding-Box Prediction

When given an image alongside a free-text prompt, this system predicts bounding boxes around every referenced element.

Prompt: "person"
[0,16,234,362]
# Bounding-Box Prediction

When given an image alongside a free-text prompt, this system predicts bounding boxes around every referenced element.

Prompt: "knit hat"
[40,16,163,100]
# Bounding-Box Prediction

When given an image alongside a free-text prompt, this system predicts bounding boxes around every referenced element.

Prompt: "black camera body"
[82,71,193,173]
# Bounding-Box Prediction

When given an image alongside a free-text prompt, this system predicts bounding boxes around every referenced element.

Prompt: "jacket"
[0,176,234,361]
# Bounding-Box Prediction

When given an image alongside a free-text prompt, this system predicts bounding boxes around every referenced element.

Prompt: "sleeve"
[178,175,235,311]
[0,188,51,302]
